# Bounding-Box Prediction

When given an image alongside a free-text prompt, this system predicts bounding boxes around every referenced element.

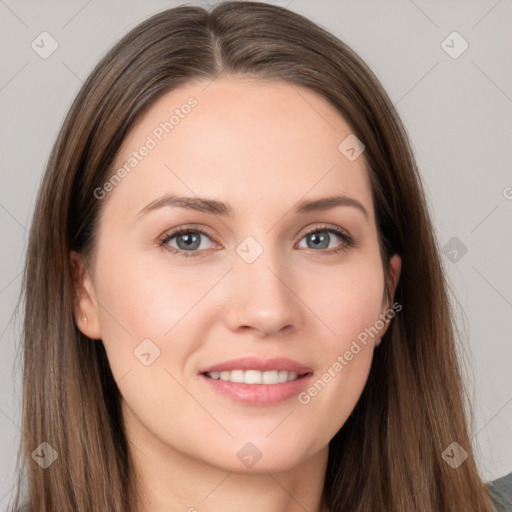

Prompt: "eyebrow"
[136,194,369,220]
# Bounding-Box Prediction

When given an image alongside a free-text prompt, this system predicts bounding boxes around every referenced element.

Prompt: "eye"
[159,227,217,258]
[296,224,355,254]
[158,224,355,258]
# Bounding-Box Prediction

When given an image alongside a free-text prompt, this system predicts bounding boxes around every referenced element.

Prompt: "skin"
[73,76,401,512]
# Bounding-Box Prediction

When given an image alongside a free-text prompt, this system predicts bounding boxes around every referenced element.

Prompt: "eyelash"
[158,224,356,258]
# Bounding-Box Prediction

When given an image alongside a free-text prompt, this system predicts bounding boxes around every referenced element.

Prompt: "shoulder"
[487,471,512,512]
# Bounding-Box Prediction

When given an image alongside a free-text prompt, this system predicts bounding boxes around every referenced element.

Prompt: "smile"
[204,369,305,384]
[198,356,314,406]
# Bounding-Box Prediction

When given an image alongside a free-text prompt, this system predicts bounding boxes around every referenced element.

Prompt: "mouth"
[198,356,314,406]
[202,369,309,384]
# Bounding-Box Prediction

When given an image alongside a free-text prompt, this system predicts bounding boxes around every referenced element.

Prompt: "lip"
[198,356,314,407]
[198,356,313,374]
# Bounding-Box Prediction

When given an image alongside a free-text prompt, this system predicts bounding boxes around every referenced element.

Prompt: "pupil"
[179,233,200,249]
[309,232,328,249]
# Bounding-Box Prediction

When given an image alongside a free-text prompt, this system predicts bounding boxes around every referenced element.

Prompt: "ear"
[70,251,102,339]
[386,253,401,302]
[376,253,402,344]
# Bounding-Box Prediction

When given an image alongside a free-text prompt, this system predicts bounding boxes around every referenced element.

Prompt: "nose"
[223,247,301,337]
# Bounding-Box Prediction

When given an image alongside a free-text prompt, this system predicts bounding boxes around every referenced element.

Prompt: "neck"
[123,405,330,512]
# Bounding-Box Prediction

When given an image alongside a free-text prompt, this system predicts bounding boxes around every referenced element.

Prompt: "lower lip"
[199,373,313,406]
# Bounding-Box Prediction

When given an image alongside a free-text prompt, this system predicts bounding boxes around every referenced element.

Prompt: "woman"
[12,1,511,510]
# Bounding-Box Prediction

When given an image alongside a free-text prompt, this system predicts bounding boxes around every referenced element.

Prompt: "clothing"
[488,470,512,511]
[13,471,512,511]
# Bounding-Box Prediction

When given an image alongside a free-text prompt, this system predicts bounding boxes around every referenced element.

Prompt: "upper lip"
[199,356,313,375]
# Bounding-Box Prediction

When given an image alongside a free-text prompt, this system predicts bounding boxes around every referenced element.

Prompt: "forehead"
[104,76,374,221]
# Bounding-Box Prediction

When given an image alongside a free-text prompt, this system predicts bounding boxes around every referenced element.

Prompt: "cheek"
[92,248,227,387]
[295,255,385,434]
[312,255,386,343]
[93,248,213,337]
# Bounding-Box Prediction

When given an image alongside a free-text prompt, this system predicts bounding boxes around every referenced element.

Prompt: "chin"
[203,436,323,475]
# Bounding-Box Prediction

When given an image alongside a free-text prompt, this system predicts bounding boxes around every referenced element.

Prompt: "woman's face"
[75,76,400,473]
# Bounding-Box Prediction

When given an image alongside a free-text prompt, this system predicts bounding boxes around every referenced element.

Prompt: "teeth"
[278,370,288,383]
[207,369,302,384]
[262,370,278,384]
[244,370,262,384]
[230,370,244,383]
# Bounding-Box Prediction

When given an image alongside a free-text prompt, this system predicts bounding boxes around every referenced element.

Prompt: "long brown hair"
[13,1,494,510]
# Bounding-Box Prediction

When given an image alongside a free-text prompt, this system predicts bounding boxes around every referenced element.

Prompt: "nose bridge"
[225,233,298,335]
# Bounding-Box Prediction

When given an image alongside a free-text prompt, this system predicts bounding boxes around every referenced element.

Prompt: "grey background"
[1,0,511,507]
